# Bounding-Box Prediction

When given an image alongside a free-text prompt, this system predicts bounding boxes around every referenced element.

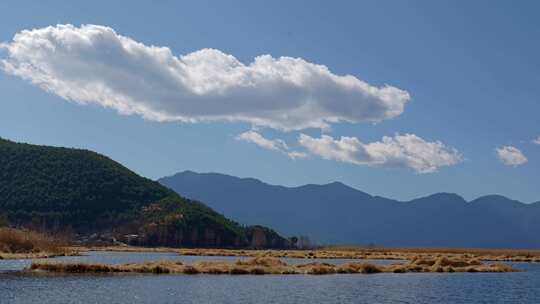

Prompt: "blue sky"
[0,1,538,202]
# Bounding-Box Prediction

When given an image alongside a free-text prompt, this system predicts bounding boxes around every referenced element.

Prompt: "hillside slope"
[0,138,288,248]
[160,171,540,248]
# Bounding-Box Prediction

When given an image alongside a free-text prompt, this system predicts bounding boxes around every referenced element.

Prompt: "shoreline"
[4,245,540,263]
[68,245,540,263]
[0,250,80,260]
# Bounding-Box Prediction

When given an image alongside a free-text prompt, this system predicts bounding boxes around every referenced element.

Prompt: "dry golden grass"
[336,262,383,274]
[0,228,77,259]
[174,247,540,263]
[323,245,540,260]
[29,256,520,275]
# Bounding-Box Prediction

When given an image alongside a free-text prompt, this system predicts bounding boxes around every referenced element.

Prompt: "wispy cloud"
[236,130,289,152]
[298,133,462,173]
[0,24,410,131]
[236,130,306,159]
[533,136,540,145]
[496,146,528,166]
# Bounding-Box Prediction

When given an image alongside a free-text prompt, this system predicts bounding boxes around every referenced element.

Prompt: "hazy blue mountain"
[160,171,540,248]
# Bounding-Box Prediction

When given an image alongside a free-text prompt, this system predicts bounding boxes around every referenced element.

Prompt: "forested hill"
[0,137,289,248]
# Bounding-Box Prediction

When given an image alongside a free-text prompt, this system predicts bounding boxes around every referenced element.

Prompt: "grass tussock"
[0,228,76,259]
[336,262,383,274]
[296,262,337,275]
[29,255,521,275]
[30,262,114,273]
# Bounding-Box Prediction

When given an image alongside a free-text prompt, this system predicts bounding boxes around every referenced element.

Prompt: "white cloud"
[0,24,410,131]
[286,151,308,159]
[496,146,527,166]
[236,130,306,159]
[298,133,462,173]
[236,130,289,152]
[533,136,540,145]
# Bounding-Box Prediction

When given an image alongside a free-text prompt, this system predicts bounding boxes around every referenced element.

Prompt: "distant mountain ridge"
[160,170,540,248]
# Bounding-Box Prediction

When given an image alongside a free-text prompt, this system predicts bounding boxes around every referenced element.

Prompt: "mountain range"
[160,171,540,248]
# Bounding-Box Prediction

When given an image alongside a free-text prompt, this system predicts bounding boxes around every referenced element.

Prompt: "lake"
[1,251,539,303]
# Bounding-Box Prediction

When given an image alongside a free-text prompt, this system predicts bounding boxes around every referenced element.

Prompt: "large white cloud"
[298,133,462,173]
[0,24,410,131]
[236,130,306,159]
[496,146,528,166]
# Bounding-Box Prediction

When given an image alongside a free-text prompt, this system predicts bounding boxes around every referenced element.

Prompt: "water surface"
[1,251,539,304]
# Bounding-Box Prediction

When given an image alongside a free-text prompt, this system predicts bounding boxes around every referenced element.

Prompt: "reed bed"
[0,228,77,259]
[29,256,520,275]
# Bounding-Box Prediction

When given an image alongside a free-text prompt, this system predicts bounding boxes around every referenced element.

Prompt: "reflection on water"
[1,251,539,304]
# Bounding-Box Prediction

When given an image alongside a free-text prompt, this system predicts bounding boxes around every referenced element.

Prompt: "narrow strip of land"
[29,256,518,275]
[2,226,539,264]
[74,245,540,263]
